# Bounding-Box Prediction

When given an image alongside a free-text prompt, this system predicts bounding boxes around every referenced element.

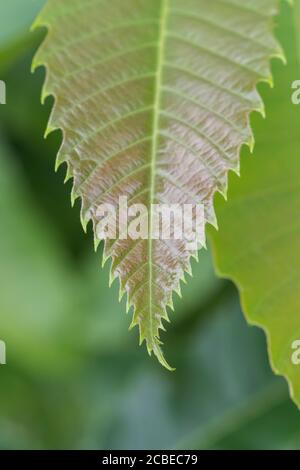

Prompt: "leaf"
[210,2,300,406]
[32,0,283,368]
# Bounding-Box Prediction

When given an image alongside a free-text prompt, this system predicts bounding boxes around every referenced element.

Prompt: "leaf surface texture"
[33,0,282,367]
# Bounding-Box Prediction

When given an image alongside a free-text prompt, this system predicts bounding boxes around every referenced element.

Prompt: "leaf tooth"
[270,42,287,66]
[139,331,145,346]
[256,98,266,119]
[54,152,65,172]
[229,159,239,172]
[93,235,101,253]
[231,163,240,178]
[101,249,111,268]
[31,56,44,74]
[185,262,193,278]
[206,204,218,230]
[31,45,48,74]
[216,171,229,197]
[160,307,170,324]
[137,317,150,345]
[109,267,117,288]
[126,295,133,314]
[70,186,79,207]
[268,74,274,89]
[128,314,138,331]
[40,79,52,106]
[36,59,58,107]
[80,205,90,234]
[174,283,182,299]
[119,276,126,295]
[251,88,265,118]
[43,120,56,138]
[157,318,166,333]
[126,276,151,312]
[64,164,73,183]
[271,46,289,65]
[118,286,126,303]
[118,274,130,303]
[30,9,49,33]
[243,126,255,155]
[167,297,174,312]
[258,67,275,89]
[247,142,254,156]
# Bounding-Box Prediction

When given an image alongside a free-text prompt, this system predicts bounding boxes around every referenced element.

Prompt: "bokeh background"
[0,0,300,450]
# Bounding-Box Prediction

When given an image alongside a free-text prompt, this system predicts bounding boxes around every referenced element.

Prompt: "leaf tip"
[152,342,175,372]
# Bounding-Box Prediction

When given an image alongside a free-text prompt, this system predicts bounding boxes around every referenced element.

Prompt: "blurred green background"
[0,0,300,450]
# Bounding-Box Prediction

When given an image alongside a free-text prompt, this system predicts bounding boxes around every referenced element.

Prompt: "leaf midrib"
[148,0,169,351]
